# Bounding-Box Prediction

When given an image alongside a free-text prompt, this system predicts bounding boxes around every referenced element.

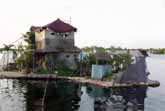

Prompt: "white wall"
[35,30,45,41]
[35,28,75,50]
[45,29,74,40]
[0,51,16,66]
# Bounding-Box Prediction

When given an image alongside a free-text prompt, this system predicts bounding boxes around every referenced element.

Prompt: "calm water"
[0,54,164,111]
[145,54,165,111]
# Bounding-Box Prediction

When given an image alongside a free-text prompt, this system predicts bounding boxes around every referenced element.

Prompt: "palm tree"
[23,31,35,70]
[14,32,35,72]
[0,44,15,70]
[16,43,25,71]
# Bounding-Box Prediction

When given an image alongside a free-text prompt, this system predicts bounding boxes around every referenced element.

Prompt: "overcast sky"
[0,0,165,48]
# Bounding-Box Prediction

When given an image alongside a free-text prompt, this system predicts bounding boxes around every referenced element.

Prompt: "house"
[31,18,81,70]
[0,51,17,70]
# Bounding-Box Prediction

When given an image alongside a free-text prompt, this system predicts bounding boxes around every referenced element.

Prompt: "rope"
[41,75,50,111]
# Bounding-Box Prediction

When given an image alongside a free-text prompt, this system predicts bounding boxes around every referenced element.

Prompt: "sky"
[0,0,165,49]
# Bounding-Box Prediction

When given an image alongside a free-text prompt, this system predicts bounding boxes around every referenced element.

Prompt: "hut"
[0,51,17,70]
[31,19,81,70]
[91,52,112,80]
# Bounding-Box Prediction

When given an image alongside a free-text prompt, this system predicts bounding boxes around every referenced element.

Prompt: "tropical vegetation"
[16,31,35,72]
[81,46,132,73]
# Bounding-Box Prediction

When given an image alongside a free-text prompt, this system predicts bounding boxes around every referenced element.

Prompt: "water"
[0,54,164,111]
[145,54,165,111]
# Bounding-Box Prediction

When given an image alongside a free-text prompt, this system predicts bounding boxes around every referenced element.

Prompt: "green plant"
[104,73,113,81]
[111,53,133,73]
[55,61,75,76]
[55,67,74,76]
[16,31,35,71]
[35,60,75,76]
[37,68,50,74]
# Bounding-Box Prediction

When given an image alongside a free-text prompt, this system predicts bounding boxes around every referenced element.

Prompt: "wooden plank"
[0,73,160,88]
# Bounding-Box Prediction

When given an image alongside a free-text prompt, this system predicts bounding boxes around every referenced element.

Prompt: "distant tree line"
[81,46,125,53]
[149,48,165,54]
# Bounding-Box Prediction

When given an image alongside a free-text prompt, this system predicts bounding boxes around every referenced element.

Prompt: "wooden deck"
[0,71,160,88]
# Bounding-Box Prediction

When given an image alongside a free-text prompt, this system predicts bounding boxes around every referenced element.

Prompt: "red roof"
[46,19,77,32]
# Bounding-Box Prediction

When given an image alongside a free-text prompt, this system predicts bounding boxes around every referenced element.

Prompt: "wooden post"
[7,51,9,71]
[33,49,35,72]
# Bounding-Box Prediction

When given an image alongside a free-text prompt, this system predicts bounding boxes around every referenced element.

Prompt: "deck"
[0,71,160,88]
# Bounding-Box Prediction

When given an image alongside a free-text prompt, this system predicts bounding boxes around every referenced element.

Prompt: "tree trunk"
[7,51,9,71]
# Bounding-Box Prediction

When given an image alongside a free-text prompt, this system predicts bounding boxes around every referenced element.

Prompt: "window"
[64,32,69,38]
[51,33,55,35]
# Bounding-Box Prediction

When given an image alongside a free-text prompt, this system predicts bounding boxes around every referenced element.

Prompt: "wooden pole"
[41,76,49,111]
[7,51,9,71]
[33,49,35,72]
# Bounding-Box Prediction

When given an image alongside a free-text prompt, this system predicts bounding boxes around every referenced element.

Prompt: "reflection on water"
[86,85,147,111]
[0,79,26,111]
[0,79,147,111]
[0,54,164,111]
[23,80,81,111]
